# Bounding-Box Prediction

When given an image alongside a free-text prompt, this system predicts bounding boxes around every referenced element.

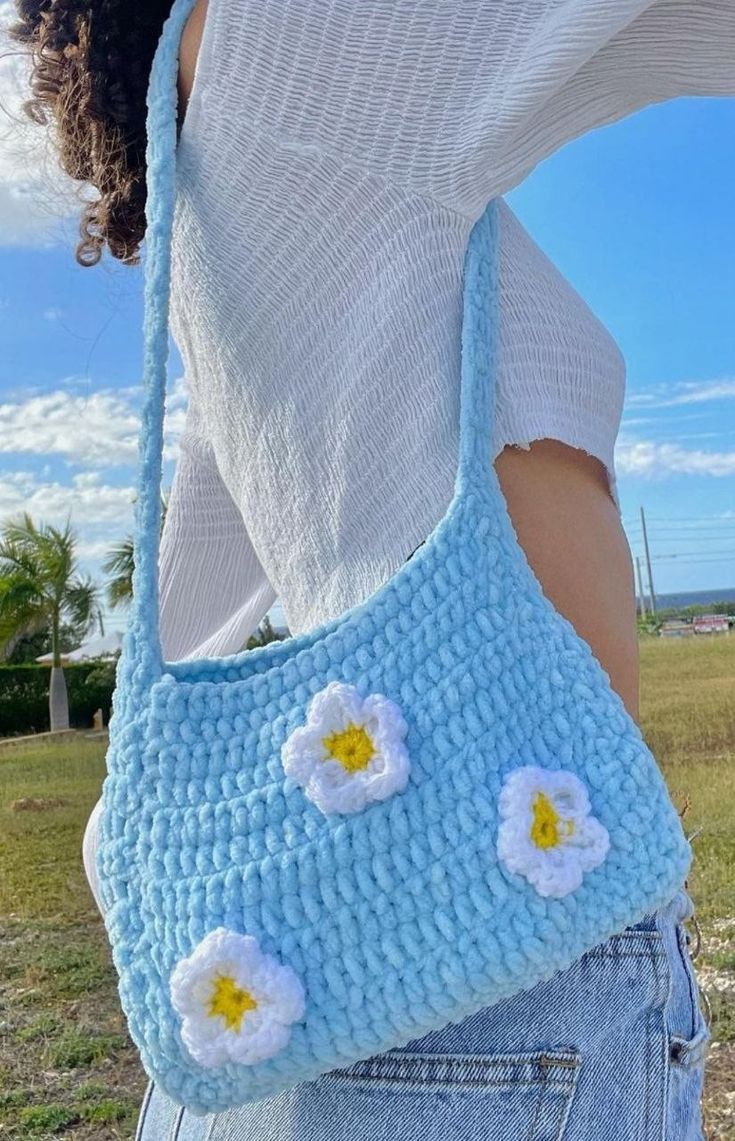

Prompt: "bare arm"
[495,440,639,721]
[177,0,208,115]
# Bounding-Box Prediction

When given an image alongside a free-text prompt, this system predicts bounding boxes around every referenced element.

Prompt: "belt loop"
[655,884,692,934]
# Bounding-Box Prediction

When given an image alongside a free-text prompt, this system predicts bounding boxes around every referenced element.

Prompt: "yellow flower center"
[530,792,575,849]
[322,722,375,773]
[208,973,258,1033]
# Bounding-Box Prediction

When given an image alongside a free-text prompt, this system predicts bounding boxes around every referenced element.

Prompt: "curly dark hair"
[8,1,174,267]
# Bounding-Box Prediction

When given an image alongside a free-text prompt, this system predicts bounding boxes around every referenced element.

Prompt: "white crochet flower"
[497,766,609,899]
[170,928,305,1068]
[281,680,410,814]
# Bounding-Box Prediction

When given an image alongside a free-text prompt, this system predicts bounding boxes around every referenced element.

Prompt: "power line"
[633,548,735,560]
[651,549,735,556]
[626,520,735,528]
[635,557,647,618]
[620,522,735,531]
[635,556,735,566]
[626,530,735,540]
[623,515,735,526]
[640,507,657,615]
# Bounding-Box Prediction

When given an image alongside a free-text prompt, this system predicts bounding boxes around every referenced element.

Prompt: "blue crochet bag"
[96,0,691,1117]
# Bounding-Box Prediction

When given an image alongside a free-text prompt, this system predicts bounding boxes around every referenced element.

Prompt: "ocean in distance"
[648,587,735,610]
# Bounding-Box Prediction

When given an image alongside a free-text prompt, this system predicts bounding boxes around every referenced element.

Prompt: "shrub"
[0,662,116,736]
[18,1105,77,1134]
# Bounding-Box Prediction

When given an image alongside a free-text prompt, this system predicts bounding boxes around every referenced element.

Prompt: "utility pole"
[635,557,647,619]
[640,506,657,616]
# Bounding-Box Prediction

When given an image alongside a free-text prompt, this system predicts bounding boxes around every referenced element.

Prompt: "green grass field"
[0,636,733,1139]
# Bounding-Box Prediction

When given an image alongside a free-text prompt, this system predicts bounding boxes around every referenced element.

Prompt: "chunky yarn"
[95,0,691,1116]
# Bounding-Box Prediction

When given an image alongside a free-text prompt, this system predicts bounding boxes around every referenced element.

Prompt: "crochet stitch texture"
[95,0,691,1116]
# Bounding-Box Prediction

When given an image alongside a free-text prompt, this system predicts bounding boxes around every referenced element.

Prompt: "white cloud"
[627,378,735,409]
[0,376,187,591]
[620,416,657,427]
[0,3,84,245]
[73,471,104,491]
[0,469,134,527]
[0,383,186,467]
[43,306,63,321]
[76,537,122,561]
[666,432,734,443]
[615,439,735,479]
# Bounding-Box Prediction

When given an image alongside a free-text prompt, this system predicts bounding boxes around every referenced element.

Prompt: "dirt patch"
[0,917,147,1140]
[698,920,735,1140]
[703,1042,735,1141]
[10,796,69,812]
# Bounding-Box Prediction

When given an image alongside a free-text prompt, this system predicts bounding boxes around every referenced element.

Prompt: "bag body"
[134,889,707,1141]
[96,0,691,1116]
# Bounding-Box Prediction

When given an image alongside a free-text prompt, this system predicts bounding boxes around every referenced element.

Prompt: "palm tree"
[103,495,168,610]
[246,614,286,649]
[102,537,135,610]
[0,515,102,730]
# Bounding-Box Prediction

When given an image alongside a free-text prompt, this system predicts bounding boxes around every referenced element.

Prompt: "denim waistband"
[628,885,692,933]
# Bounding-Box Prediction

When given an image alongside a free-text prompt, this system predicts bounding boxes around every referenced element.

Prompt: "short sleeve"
[159,388,277,661]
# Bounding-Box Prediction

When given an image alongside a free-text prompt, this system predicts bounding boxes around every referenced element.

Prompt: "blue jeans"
[135,888,708,1140]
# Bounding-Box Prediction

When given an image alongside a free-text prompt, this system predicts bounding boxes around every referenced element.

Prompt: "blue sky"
[507,94,735,602]
[0,15,733,633]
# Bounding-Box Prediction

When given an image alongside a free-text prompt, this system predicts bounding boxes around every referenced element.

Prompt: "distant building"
[692,614,730,635]
[659,619,694,638]
[35,631,124,663]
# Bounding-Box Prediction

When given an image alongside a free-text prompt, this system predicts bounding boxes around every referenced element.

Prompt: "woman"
[11,1,731,1137]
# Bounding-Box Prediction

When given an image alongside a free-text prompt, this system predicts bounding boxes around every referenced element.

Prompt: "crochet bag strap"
[129,0,500,678]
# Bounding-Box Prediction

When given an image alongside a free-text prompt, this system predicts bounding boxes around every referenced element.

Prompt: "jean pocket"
[670,922,710,1059]
[664,922,710,1141]
[320,1048,581,1141]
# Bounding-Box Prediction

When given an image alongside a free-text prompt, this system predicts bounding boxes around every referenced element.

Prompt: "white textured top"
[159,0,735,663]
[82,0,735,915]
